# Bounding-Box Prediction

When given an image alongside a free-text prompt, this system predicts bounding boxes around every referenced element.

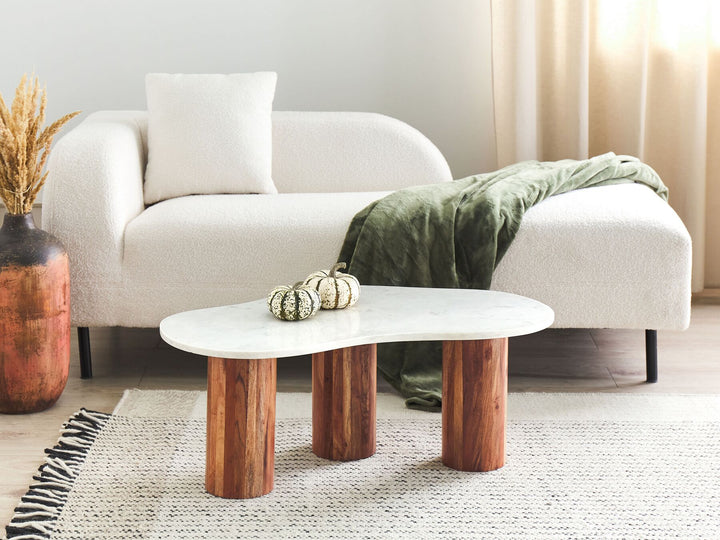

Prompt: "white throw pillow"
[144,72,278,204]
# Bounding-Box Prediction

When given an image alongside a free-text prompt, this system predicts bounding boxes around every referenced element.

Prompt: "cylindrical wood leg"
[442,338,508,472]
[206,356,276,498]
[312,344,377,461]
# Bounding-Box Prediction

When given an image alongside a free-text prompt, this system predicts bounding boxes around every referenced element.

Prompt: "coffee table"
[160,286,553,499]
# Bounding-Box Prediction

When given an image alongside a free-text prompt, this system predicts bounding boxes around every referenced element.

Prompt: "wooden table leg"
[206,356,276,498]
[312,344,377,461]
[442,338,508,472]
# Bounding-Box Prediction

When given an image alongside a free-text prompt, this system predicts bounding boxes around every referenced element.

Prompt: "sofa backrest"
[85,110,453,193]
[270,111,453,192]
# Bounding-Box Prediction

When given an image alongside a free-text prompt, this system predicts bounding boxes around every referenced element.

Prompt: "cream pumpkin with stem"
[304,262,360,309]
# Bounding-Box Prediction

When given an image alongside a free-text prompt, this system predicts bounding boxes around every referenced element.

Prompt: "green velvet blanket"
[338,153,668,410]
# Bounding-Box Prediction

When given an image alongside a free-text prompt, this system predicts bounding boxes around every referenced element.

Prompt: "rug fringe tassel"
[4,409,111,540]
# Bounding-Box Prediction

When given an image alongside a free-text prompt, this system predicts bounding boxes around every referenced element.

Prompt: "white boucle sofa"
[43,110,692,380]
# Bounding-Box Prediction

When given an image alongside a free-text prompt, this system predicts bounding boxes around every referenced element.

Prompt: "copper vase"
[0,213,70,414]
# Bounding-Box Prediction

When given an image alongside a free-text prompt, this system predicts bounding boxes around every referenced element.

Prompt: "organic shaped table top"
[160,286,554,359]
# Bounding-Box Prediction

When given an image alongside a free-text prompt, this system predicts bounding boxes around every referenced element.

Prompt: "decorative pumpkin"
[303,262,360,310]
[267,282,321,321]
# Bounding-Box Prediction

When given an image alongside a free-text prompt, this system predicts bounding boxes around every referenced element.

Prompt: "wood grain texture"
[0,253,70,414]
[206,356,276,499]
[312,344,376,461]
[442,338,508,472]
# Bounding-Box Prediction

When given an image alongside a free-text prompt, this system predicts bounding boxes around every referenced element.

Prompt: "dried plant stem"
[0,74,80,215]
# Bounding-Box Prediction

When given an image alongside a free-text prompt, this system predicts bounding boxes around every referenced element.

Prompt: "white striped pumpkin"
[303,262,360,310]
[267,282,321,321]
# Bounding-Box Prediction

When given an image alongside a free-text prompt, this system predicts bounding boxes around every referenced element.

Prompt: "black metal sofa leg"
[645,329,658,383]
[78,327,93,379]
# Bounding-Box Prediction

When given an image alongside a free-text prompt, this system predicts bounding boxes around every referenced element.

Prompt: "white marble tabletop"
[160,286,554,359]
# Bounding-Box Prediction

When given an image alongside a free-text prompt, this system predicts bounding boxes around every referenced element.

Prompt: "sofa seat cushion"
[122,183,690,330]
[123,192,391,303]
[492,183,691,329]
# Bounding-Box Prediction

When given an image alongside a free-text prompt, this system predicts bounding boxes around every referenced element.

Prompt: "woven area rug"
[5,391,720,539]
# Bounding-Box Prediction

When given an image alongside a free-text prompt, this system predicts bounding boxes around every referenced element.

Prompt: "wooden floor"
[1,302,719,528]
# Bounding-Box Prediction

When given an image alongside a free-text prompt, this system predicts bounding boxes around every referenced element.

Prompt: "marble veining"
[160,286,554,359]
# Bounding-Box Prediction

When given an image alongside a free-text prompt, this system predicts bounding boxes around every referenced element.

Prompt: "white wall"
[1,0,496,183]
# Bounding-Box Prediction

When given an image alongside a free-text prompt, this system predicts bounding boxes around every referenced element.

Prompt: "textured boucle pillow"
[144,72,278,204]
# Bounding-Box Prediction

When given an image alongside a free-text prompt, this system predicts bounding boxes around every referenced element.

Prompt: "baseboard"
[692,288,720,304]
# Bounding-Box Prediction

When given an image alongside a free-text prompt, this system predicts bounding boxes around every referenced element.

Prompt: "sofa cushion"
[123,192,392,309]
[144,73,277,205]
[121,184,690,330]
[492,183,691,329]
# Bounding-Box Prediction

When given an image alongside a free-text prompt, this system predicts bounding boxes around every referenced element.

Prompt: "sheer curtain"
[491,0,720,292]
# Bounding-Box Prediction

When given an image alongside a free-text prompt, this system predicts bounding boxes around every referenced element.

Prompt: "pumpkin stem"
[292,281,305,289]
[330,262,347,277]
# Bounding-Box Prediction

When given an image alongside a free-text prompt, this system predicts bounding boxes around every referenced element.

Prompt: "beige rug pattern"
[5,391,720,539]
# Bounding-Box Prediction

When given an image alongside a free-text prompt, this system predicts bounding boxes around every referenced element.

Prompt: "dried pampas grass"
[0,74,80,215]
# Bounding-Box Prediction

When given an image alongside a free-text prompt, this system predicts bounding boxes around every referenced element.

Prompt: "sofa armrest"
[42,112,146,285]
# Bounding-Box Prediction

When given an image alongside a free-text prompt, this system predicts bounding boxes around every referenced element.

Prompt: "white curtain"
[491,0,720,292]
